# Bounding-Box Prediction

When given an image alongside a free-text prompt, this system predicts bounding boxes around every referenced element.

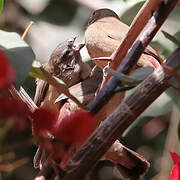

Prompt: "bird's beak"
[68,37,85,52]
[73,43,85,52]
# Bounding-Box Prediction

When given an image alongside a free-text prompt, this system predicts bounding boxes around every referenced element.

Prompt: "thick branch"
[62,48,180,180]
[61,0,179,177]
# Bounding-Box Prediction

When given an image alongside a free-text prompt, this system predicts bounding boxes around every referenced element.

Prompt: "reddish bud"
[0,51,15,89]
[170,152,180,180]
[31,107,58,138]
[55,109,95,144]
[32,107,95,144]
[32,107,95,162]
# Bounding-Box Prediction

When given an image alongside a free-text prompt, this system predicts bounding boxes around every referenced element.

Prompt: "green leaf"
[105,67,140,85]
[129,66,154,81]
[0,30,29,49]
[162,30,180,47]
[53,76,66,86]
[105,67,154,86]
[0,30,35,89]
[0,0,4,13]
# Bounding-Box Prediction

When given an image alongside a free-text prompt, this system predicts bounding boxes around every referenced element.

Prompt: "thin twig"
[21,21,34,40]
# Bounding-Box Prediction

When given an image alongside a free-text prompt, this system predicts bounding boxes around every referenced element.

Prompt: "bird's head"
[88,8,120,26]
[49,37,85,87]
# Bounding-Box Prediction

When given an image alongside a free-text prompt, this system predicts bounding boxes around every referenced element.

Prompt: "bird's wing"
[55,66,103,105]
[34,62,51,106]
[34,79,49,106]
[102,19,162,63]
[102,18,129,42]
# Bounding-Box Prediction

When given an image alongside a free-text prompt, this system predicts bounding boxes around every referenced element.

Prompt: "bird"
[84,9,161,179]
[33,37,92,170]
[34,37,92,110]
[85,8,161,69]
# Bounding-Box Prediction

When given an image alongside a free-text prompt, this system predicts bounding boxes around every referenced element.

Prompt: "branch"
[62,48,180,180]
[61,0,179,178]
[34,161,54,180]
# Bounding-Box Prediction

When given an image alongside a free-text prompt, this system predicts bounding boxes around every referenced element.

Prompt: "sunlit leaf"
[29,66,46,81]
[105,67,154,86]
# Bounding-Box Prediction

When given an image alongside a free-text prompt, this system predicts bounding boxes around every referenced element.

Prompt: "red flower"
[31,107,58,138]
[32,107,95,162]
[0,97,28,118]
[0,97,30,132]
[170,152,180,180]
[0,51,15,89]
[55,109,95,144]
[32,107,95,144]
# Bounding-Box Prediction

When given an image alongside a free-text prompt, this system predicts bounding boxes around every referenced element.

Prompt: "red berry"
[0,51,15,89]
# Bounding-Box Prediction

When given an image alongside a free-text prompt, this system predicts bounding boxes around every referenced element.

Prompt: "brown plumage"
[33,38,92,170]
[34,37,91,109]
[85,8,161,69]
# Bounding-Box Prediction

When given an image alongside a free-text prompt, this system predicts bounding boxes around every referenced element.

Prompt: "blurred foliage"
[37,0,78,25]
[0,0,3,13]
[0,0,179,179]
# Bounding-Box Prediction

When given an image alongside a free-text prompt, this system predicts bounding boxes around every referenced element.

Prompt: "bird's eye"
[65,50,71,56]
